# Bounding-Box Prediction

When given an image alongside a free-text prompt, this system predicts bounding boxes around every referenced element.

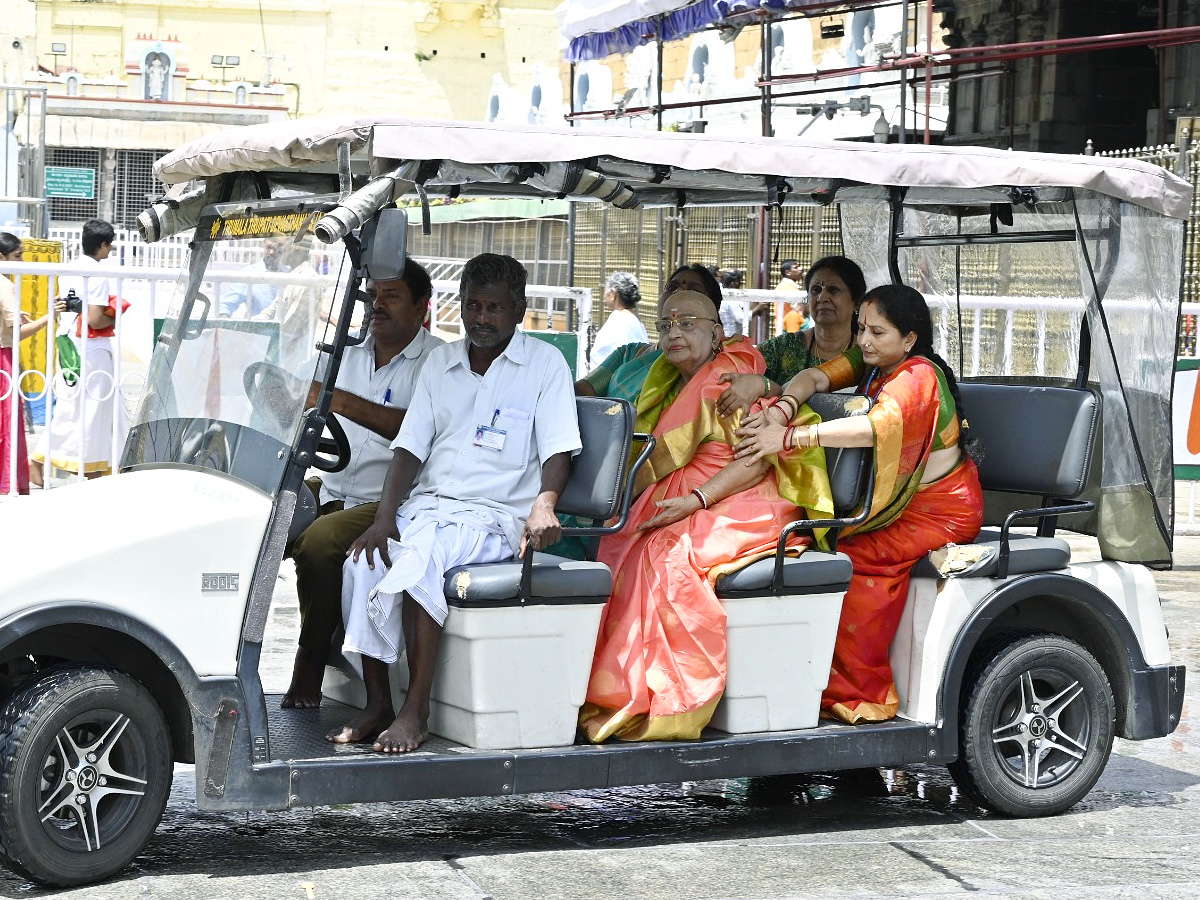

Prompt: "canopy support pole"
[899,0,909,144]
[656,18,664,132]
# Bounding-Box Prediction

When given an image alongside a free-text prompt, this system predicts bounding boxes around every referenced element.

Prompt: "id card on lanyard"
[474,408,506,451]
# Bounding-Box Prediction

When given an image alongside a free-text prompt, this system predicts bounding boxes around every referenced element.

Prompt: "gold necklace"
[810,330,854,364]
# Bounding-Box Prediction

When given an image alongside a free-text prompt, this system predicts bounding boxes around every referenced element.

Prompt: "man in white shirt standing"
[330,253,581,753]
[281,257,442,709]
[30,218,127,486]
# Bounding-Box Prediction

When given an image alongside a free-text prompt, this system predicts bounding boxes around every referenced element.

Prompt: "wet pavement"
[4,536,1200,899]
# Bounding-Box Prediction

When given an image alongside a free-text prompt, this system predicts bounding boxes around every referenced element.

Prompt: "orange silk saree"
[579,337,833,742]
[822,356,983,724]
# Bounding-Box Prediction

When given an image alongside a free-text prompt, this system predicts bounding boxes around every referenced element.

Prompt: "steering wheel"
[177,419,230,472]
[242,361,351,472]
[243,360,305,430]
[312,411,351,473]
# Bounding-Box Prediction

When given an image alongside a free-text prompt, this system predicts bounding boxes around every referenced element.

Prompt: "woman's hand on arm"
[779,367,829,406]
[716,373,773,418]
[732,416,790,464]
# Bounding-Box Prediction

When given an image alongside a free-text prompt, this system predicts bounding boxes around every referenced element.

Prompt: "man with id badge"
[331,253,581,754]
[281,257,442,710]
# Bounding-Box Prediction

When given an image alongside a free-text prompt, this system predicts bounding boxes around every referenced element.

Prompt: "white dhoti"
[32,337,129,475]
[341,510,511,674]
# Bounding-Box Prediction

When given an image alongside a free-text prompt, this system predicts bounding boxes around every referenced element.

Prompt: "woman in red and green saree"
[579,290,833,742]
[734,284,984,724]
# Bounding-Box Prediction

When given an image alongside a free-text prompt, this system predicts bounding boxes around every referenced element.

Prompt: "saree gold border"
[579,697,722,743]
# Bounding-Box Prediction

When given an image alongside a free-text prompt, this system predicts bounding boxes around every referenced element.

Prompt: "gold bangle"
[810,423,820,448]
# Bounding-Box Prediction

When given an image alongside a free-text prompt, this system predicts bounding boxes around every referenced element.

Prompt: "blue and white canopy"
[555,0,864,62]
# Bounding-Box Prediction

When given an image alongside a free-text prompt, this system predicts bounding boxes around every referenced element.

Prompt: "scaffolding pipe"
[561,19,1200,139]
[899,0,909,144]
[924,0,933,144]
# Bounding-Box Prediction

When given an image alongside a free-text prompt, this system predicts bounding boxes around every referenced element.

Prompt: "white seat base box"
[711,590,845,733]
[394,602,605,749]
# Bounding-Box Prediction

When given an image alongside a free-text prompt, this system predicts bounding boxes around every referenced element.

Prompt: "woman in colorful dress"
[734,283,984,724]
[716,255,866,419]
[579,290,833,742]
[0,233,64,495]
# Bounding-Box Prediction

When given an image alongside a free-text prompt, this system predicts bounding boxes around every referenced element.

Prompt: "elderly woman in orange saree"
[735,284,984,724]
[580,290,833,743]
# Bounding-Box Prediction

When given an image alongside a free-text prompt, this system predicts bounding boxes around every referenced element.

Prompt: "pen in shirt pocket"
[384,388,392,404]
[490,408,500,427]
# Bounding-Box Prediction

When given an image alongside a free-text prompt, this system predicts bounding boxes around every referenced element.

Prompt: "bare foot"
[373,707,429,754]
[281,648,326,709]
[326,706,394,744]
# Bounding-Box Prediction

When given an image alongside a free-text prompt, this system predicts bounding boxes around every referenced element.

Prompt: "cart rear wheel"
[0,667,172,887]
[949,634,1114,817]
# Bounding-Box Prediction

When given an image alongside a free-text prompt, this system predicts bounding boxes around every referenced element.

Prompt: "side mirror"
[359,207,409,281]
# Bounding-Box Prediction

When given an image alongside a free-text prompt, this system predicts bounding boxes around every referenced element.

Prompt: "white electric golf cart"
[0,118,1187,887]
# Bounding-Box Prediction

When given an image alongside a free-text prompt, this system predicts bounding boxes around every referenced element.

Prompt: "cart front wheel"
[949,634,1115,817]
[0,667,172,887]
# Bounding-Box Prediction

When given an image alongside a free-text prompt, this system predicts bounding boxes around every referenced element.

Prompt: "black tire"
[0,667,172,887]
[948,634,1115,817]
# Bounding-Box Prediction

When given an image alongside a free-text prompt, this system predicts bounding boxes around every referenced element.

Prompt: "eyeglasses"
[656,316,717,334]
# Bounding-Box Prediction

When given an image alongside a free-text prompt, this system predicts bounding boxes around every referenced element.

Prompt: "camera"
[62,289,83,314]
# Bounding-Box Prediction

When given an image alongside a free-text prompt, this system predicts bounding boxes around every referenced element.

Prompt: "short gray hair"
[606,271,641,309]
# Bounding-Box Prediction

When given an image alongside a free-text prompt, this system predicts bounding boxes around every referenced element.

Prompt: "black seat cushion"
[715,551,852,597]
[912,529,1071,579]
[444,552,611,607]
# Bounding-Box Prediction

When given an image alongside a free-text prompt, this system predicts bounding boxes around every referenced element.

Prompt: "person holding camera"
[30,219,129,486]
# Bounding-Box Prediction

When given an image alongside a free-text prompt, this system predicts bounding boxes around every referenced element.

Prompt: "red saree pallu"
[0,346,29,495]
[821,357,984,724]
[580,338,834,743]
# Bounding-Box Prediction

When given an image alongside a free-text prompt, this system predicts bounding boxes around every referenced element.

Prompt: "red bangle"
[691,487,709,509]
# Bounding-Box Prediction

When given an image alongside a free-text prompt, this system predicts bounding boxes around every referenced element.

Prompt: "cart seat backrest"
[912,382,1100,581]
[442,396,637,606]
[557,396,635,523]
[960,382,1099,499]
[806,392,874,518]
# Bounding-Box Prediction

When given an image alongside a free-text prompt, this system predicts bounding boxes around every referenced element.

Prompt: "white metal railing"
[44,226,195,269]
[1,261,185,494]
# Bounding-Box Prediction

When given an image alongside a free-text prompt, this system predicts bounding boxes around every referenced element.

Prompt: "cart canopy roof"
[153,116,1192,220]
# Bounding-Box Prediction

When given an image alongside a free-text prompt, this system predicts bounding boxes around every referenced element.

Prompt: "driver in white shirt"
[281,257,442,709]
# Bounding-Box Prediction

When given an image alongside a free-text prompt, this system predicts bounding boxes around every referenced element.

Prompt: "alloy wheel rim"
[35,709,150,852]
[988,665,1092,790]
